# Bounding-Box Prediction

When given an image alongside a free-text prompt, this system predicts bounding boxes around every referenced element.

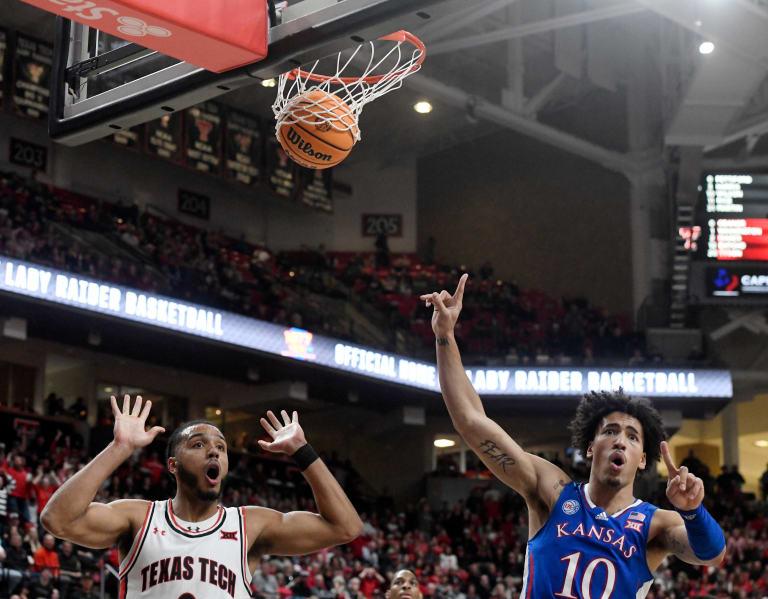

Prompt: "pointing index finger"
[454,274,469,303]
[660,441,678,477]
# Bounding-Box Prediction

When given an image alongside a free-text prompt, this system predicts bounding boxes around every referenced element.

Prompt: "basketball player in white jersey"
[41,395,363,599]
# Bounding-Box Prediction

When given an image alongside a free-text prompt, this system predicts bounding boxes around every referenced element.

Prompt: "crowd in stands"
[0,169,657,366]
[3,412,768,599]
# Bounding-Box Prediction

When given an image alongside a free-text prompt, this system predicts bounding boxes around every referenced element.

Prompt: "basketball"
[277,90,359,169]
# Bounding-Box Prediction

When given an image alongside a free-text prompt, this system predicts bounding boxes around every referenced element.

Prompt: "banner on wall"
[299,168,333,212]
[0,256,734,399]
[224,108,261,186]
[146,113,184,165]
[185,101,222,175]
[265,136,296,198]
[12,34,52,120]
[108,126,143,152]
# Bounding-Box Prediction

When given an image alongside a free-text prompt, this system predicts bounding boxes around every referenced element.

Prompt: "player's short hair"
[568,389,666,468]
[166,419,220,461]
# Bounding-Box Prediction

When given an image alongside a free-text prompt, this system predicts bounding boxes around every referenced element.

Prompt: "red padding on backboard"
[21,0,268,72]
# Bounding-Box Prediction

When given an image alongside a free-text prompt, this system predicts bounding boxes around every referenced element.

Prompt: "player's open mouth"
[205,462,220,486]
[609,453,626,472]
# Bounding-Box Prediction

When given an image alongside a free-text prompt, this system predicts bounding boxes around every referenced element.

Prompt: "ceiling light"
[755,440,768,448]
[699,41,715,55]
[215,409,222,416]
[434,438,455,448]
[414,100,432,114]
[261,78,276,88]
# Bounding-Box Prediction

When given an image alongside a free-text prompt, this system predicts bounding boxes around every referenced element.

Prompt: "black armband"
[291,443,319,471]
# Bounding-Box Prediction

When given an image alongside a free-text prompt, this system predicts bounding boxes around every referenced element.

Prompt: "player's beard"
[177,460,223,502]
[602,473,622,488]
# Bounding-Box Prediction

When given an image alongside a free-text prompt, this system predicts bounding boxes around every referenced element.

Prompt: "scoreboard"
[697,173,768,261]
[690,172,768,303]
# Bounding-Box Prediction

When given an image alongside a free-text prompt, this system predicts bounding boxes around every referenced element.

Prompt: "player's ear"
[168,457,176,474]
[385,590,391,599]
[586,442,593,459]
[638,452,646,471]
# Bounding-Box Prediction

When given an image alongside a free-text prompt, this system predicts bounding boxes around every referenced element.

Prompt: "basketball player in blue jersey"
[422,275,726,599]
[41,396,363,599]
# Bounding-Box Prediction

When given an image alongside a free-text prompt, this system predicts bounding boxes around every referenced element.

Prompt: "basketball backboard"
[49,0,450,146]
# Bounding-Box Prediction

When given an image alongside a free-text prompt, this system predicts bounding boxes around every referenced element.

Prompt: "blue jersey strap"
[675,504,726,561]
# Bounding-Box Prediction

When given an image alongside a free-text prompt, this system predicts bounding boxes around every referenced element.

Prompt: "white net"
[272,31,425,142]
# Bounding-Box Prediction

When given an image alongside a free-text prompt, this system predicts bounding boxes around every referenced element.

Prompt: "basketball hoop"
[272,31,425,143]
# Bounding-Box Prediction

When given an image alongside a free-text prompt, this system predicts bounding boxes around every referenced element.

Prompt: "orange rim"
[284,31,425,85]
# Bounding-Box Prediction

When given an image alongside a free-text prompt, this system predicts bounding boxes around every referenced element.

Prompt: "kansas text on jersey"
[521,482,658,599]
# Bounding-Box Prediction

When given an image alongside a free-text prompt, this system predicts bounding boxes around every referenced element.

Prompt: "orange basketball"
[277,90,359,169]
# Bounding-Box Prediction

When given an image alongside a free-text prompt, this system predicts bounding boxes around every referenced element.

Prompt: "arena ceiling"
[2,0,768,169]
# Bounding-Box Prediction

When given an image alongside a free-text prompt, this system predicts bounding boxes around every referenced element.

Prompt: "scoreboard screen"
[697,173,768,261]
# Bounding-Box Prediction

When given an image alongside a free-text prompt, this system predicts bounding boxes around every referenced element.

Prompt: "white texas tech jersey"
[118,500,253,599]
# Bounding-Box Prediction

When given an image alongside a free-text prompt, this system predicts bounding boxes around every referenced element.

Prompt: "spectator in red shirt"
[2,454,32,524]
[31,467,61,537]
[139,451,165,485]
[359,568,385,598]
[31,468,60,514]
[32,533,60,576]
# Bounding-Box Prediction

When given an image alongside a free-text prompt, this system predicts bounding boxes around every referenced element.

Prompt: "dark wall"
[417,129,633,315]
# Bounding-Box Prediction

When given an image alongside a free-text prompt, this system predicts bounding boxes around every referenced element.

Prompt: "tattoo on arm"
[436,338,450,346]
[478,440,516,472]
[553,479,567,491]
[664,529,689,557]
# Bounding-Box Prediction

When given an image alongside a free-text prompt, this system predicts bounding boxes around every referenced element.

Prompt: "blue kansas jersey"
[521,482,658,599]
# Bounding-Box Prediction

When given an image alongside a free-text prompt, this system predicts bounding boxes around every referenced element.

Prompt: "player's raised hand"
[661,441,704,511]
[259,410,307,455]
[110,394,165,452]
[420,274,468,338]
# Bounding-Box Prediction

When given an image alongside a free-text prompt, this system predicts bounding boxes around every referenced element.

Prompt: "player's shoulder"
[241,504,281,523]
[107,498,155,521]
[647,507,682,539]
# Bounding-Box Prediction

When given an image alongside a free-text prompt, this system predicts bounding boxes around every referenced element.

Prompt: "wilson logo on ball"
[285,128,332,162]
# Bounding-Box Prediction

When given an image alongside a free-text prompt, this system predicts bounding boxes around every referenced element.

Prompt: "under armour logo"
[187,526,201,532]
[117,16,172,38]
[220,530,238,541]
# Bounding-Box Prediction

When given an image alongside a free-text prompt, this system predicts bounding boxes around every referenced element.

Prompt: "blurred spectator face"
[10,532,23,548]
[314,575,325,588]
[13,455,24,468]
[41,568,52,584]
[43,533,56,550]
[61,541,73,555]
[349,578,361,593]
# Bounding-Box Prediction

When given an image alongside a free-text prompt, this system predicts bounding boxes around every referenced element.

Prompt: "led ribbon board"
[0,256,733,398]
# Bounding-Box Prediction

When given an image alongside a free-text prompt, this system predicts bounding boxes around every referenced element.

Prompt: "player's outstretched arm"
[40,395,165,549]
[421,275,570,506]
[647,442,726,569]
[245,410,363,557]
